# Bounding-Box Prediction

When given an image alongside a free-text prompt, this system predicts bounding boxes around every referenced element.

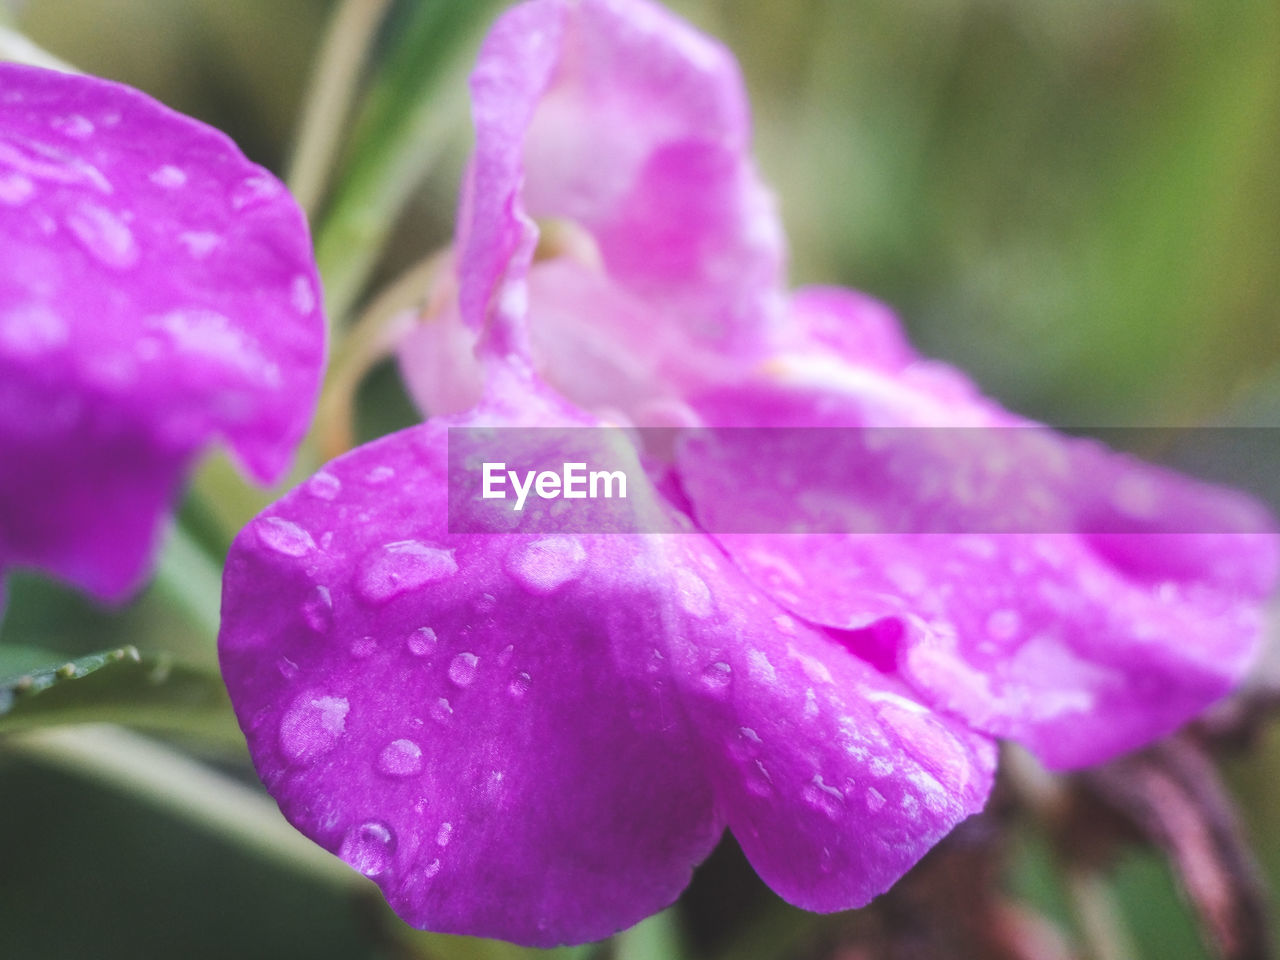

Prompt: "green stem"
[313,0,505,329]
[150,523,224,668]
[0,23,74,71]
[614,910,686,960]
[287,0,395,217]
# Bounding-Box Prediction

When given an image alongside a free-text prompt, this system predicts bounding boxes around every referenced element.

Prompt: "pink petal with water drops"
[220,384,995,945]
[676,290,1278,769]
[0,64,324,601]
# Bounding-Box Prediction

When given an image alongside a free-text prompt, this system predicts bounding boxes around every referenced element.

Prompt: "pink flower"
[218,0,1277,947]
[0,64,325,604]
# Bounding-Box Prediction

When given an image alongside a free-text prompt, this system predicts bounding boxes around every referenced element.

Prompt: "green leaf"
[0,644,238,744]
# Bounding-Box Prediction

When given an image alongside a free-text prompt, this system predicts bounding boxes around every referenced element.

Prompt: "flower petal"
[0,65,324,600]
[220,419,721,946]
[435,0,782,417]
[676,290,1278,769]
[660,538,996,913]
[221,387,995,943]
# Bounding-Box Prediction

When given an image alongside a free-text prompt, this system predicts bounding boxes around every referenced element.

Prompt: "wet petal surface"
[0,65,324,600]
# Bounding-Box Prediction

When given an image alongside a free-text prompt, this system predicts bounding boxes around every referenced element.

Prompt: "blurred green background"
[2,0,1278,958]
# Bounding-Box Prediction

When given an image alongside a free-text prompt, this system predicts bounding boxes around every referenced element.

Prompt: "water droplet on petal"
[505,536,587,595]
[435,822,453,846]
[430,698,453,722]
[421,858,441,879]
[772,614,797,635]
[291,274,316,315]
[276,655,300,679]
[279,695,348,763]
[302,586,333,633]
[231,173,282,210]
[700,661,732,694]
[675,568,714,618]
[407,627,437,656]
[340,821,395,876]
[865,787,887,813]
[357,541,458,604]
[0,304,68,358]
[448,652,479,687]
[365,465,395,485]
[0,171,35,206]
[179,230,220,258]
[149,164,187,188]
[257,517,315,557]
[377,739,423,778]
[66,202,137,269]
[746,760,773,797]
[307,471,342,500]
[53,114,94,139]
[985,609,1021,642]
[802,774,845,820]
[509,671,531,697]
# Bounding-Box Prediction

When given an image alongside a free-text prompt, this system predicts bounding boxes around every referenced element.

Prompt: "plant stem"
[0,23,74,71]
[287,0,394,217]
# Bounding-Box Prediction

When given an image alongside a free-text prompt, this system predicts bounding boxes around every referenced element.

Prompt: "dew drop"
[802,774,845,820]
[0,171,34,206]
[900,793,922,820]
[302,586,333,633]
[53,114,94,139]
[746,760,773,797]
[420,858,441,879]
[66,202,138,269]
[358,541,458,604]
[377,739,423,778]
[772,614,797,635]
[985,609,1021,642]
[276,655,299,679]
[291,274,316,315]
[257,517,315,557]
[505,536,587,595]
[407,627,437,657]
[307,471,342,501]
[700,661,732,694]
[865,787,887,813]
[339,821,395,876]
[279,695,348,763]
[149,164,187,188]
[675,568,714,618]
[430,697,453,722]
[509,671,532,697]
[0,304,68,357]
[448,652,479,687]
[231,173,282,210]
[435,822,453,847]
[365,465,395,484]
[179,230,220,258]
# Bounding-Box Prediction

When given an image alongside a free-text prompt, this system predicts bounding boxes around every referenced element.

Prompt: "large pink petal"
[409,0,783,421]
[220,384,994,944]
[677,288,1278,769]
[0,65,324,601]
